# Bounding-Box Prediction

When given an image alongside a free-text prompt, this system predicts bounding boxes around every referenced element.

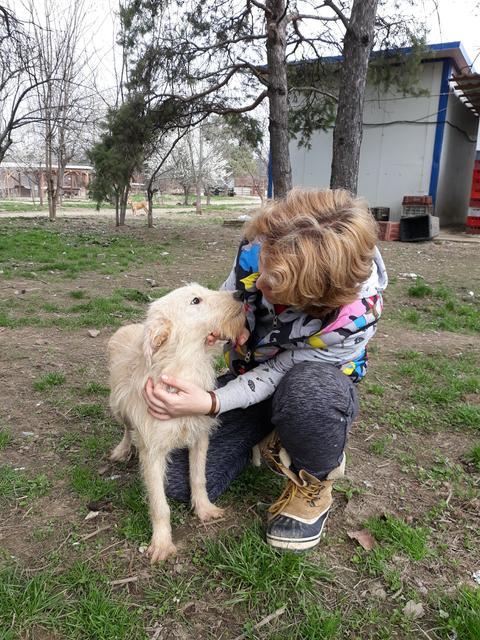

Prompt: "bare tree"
[26,0,90,220]
[0,5,46,162]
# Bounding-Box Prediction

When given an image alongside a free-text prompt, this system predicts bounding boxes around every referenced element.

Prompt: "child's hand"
[143,376,212,419]
[235,328,250,347]
[206,328,250,347]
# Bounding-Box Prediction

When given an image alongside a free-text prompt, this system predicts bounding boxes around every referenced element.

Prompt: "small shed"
[290,42,479,226]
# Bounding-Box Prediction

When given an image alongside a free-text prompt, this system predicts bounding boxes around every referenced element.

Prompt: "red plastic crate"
[377,221,400,241]
[466,216,480,227]
[466,226,480,235]
[402,195,433,205]
[469,198,480,208]
[471,179,480,200]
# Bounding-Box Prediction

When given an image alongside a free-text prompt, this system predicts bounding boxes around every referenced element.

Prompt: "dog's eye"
[190,297,201,305]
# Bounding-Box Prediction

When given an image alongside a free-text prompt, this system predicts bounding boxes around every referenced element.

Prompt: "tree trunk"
[147,184,154,228]
[183,186,189,205]
[330,0,378,194]
[45,127,57,221]
[115,194,120,227]
[38,170,44,206]
[206,187,211,205]
[265,0,292,199]
[195,125,203,214]
[195,179,202,214]
[119,187,129,225]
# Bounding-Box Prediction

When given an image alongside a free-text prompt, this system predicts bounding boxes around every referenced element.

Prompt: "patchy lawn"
[0,213,479,640]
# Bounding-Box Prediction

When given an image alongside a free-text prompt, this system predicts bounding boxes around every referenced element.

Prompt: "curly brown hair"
[244,188,378,317]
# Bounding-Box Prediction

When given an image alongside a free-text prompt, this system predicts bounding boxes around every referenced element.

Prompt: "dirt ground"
[0,212,479,640]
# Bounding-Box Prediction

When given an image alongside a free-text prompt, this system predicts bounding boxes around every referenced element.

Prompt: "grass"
[437,587,480,640]
[377,350,480,433]
[370,435,392,455]
[0,227,172,280]
[0,562,145,640]
[352,514,430,592]
[198,520,331,612]
[0,428,11,450]
[465,444,480,471]
[0,466,50,504]
[69,289,87,299]
[117,480,152,543]
[0,292,145,329]
[365,514,430,561]
[33,371,66,391]
[82,381,110,397]
[393,281,480,333]
[69,465,116,502]
[407,278,432,298]
[72,403,106,420]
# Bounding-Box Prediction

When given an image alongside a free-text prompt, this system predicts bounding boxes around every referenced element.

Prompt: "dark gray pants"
[165,362,359,503]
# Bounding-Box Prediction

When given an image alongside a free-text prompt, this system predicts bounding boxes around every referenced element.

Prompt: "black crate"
[371,207,390,221]
[400,215,440,242]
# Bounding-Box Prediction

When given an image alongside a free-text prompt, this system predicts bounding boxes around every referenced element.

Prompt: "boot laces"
[268,479,325,517]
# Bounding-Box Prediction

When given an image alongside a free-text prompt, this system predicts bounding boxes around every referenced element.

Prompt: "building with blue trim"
[289,42,479,226]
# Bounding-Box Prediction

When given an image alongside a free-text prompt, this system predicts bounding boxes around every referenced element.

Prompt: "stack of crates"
[466,160,480,235]
[402,196,434,217]
[400,195,439,242]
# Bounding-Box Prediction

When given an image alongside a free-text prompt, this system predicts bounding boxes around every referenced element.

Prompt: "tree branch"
[289,12,341,22]
[323,0,349,30]
[249,0,267,11]
[290,86,338,101]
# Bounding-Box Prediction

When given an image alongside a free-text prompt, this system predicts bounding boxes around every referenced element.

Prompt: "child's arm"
[213,344,364,414]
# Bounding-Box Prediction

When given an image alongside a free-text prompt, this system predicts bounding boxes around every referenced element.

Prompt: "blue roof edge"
[303,41,474,73]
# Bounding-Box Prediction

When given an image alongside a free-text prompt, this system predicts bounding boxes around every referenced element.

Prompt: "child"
[144,188,388,551]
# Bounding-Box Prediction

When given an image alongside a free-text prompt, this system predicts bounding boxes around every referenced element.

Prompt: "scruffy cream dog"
[108,284,245,562]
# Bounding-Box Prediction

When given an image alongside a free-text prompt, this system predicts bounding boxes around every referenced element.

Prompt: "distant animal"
[128,199,149,215]
[108,284,245,563]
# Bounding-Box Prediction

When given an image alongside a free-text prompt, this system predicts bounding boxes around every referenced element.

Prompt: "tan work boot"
[266,454,345,552]
[252,429,292,475]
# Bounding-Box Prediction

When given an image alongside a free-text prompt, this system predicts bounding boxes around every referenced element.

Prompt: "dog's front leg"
[189,434,224,522]
[140,451,176,563]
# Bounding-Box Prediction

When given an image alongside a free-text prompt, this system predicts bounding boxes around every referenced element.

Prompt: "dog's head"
[143,284,245,365]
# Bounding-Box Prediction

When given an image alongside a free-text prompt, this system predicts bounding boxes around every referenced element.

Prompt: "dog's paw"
[109,443,132,463]
[195,503,225,522]
[147,540,177,563]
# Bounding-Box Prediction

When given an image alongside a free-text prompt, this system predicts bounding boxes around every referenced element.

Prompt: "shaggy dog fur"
[108,284,245,562]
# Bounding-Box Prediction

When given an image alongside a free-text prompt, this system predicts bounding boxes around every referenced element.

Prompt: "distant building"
[289,42,479,226]
[0,161,93,200]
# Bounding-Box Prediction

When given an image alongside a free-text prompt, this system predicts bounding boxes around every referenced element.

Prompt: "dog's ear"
[143,316,172,366]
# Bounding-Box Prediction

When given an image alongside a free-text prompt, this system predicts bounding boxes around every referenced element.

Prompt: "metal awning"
[451,73,480,116]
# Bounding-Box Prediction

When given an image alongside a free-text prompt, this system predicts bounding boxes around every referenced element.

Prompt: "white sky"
[82,0,480,94]
[423,0,480,70]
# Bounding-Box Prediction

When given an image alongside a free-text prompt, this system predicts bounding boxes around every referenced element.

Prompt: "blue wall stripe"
[428,59,452,203]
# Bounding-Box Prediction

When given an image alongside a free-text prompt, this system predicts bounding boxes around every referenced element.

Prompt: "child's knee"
[272,362,358,425]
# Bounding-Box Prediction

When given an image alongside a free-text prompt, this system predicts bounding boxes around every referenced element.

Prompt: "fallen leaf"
[347,529,376,551]
[84,511,100,521]
[403,600,424,619]
[88,329,100,337]
[182,602,196,615]
[369,582,387,600]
